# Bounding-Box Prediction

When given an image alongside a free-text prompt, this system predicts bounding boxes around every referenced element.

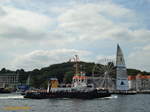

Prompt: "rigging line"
[108,62,115,74]
[107,61,112,72]
[106,60,110,72]
[97,66,105,74]
[108,61,114,72]
[101,64,107,74]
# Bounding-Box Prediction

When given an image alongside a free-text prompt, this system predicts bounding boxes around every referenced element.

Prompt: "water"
[0,94,150,112]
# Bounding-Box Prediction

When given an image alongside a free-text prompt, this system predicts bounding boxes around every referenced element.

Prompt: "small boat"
[0,88,11,93]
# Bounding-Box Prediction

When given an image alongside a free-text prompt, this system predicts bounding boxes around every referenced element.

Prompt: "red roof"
[128,76,136,80]
[73,75,87,79]
[128,75,150,80]
[137,75,150,79]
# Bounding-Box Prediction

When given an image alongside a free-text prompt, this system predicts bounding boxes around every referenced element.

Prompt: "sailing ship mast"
[74,55,80,75]
[72,55,87,88]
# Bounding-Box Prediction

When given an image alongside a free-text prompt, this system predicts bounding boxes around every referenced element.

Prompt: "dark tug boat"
[24,88,110,99]
[24,55,111,99]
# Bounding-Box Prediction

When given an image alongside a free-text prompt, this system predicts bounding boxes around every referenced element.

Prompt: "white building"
[116,45,129,90]
[0,73,19,88]
[128,74,150,91]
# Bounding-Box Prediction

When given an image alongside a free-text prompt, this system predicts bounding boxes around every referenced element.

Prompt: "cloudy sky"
[0,0,149,71]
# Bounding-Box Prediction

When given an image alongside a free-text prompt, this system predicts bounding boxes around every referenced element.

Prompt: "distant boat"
[0,88,11,93]
[16,75,31,95]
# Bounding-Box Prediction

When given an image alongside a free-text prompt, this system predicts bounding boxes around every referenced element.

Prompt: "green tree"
[63,71,74,83]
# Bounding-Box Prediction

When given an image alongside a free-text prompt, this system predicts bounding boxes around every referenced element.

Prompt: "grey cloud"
[0,7,7,16]
[0,5,52,41]
[127,45,150,72]
[12,49,91,70]
[0,26,46,40]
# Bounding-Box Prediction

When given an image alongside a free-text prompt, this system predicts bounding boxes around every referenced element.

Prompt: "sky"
[0,0,150,72]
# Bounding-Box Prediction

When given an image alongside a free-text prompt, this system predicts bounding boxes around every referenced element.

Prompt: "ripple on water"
[0,94,150,112]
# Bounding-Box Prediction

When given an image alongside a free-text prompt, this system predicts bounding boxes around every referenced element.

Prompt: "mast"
[26,74,31,86]
[74,55,80,75]
[72,55,87,88]
[116,44,129,90]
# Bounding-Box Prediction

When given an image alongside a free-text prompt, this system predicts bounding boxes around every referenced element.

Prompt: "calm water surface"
[0,94,150,112]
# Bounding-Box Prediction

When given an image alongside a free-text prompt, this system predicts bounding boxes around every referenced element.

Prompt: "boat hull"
[24,89,111,99]
[0,88,11,93]
[110,90,137,95]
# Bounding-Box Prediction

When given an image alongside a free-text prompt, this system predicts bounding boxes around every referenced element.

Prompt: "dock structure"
[0,73,19,88]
